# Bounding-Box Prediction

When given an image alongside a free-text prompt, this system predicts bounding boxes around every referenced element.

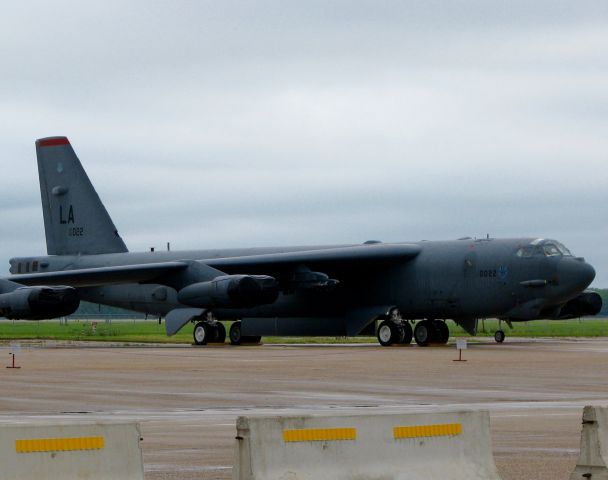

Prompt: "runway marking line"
[393,423,462,439]
[15,436,105,453]
[283,428,357,442]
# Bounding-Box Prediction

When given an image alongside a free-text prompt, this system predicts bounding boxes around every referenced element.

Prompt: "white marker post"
[7,343,21,369]
[454,338,467,362]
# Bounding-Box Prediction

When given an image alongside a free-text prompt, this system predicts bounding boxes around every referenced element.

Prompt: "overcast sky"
[1,1,607,285]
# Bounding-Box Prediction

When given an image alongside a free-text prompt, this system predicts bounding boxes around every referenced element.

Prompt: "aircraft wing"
[205,243,421,271]
[6,244,420,288]
[5,262,188,287]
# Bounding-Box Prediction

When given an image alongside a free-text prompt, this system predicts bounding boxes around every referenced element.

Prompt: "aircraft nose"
[558,258,596,292]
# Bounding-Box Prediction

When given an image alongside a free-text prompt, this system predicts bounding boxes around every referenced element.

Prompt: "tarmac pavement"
[0,337,606,479]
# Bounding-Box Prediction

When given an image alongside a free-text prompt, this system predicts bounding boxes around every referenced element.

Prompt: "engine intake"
[177,275,279,308]
[0,286,80,320]
[558,291,603,319]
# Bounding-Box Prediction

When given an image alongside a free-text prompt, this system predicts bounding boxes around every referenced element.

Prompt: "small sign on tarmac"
[454,339,467,362]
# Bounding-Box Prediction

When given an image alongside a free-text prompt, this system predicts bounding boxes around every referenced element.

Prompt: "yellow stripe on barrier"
[15,436,105,453]
[393,423,462,439]
[283,428,357,442]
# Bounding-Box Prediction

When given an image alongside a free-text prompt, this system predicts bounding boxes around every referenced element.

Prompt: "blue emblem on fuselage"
[498,265,508,280]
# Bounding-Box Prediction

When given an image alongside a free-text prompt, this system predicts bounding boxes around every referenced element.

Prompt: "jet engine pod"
[0,286,80,320]
[177,275,279,308]
[558,291,603,319]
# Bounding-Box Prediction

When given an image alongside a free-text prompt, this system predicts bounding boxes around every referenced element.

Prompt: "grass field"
[0,318,606,344]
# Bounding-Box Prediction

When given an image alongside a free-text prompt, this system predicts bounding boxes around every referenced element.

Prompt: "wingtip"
[36,136,70,148]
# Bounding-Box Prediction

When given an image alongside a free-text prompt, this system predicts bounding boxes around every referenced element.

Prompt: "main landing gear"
[376,309,412,346]
[413,320,450,347]
[228,321,262,346]
[193,320,226,346]
[376,314,451,347]
[192,315,263,346]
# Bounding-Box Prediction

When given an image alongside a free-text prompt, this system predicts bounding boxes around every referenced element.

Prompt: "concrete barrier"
[0,421,143,480]
[233,410,501,480]
[570,406,608,480]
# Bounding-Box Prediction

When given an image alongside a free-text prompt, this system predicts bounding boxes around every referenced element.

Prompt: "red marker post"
[7,343,21,369]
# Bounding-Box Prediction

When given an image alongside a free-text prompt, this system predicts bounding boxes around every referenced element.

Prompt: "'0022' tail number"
[68,227,84,237]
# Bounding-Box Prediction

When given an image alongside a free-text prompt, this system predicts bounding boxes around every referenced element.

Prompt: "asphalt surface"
[1,337,607,479]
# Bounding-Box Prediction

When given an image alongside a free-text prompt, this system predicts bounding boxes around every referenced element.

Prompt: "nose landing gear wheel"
[494,330,505,343]
[193,322,210,345]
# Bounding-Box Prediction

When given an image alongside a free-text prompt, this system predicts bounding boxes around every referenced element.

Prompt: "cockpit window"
[516,246,543,257]
[542,243,561,257]
[553,241,573,256]
[517,240,575,258]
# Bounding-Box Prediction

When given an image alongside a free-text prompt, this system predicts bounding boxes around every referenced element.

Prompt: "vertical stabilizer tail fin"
[36,136,128,255]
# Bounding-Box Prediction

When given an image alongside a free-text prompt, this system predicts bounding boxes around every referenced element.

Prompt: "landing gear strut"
[376,310,412,346]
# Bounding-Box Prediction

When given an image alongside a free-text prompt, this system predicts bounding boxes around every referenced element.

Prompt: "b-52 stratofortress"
[6,137,602,346]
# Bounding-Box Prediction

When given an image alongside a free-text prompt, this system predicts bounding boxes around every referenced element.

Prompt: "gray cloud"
[1,1,607,285]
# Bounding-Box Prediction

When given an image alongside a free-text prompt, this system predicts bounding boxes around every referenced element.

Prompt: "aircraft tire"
[399,322,413,344]
[494,330,505,343]
[193,321,210,346]
[414,320,432,346]
[213,322,226,344]
[377,320,398,346]
[434,320,449,344]
[229,321,242,345]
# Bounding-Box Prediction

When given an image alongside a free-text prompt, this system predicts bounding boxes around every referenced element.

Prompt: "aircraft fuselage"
[10,237,596,327]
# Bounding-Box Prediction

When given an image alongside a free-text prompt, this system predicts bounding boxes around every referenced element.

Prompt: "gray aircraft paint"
[0,278,79,320]
[36,137,128,255]
[5,137,601,344]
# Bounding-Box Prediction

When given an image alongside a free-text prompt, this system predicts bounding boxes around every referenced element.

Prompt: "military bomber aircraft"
[6,137,602,346]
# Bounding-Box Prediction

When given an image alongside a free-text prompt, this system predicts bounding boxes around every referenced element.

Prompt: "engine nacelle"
[0,286,80,320]
[557,291,603,319]
[177,275,279,308]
